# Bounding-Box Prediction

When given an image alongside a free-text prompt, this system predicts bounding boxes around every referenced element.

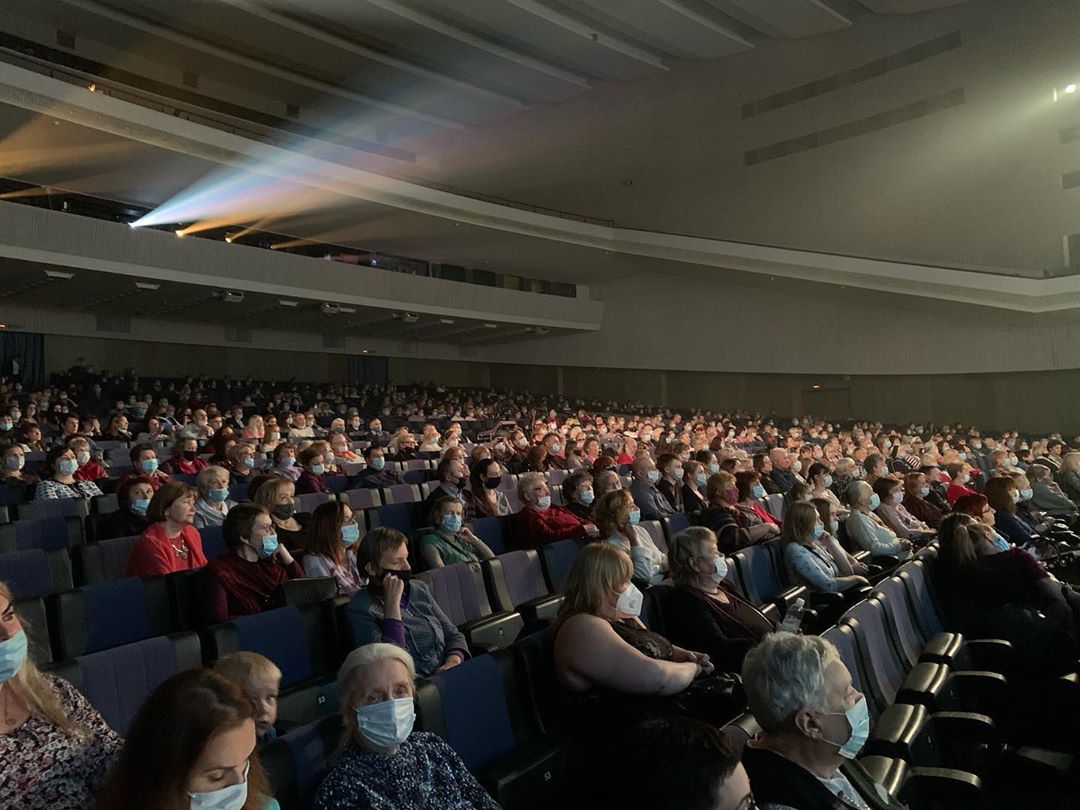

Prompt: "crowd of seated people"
[6,370,1080,806]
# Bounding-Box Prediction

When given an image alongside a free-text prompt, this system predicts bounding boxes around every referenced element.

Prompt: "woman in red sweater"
[125,481,207,577]
[512,472,598,549]
[204,503,305,625]
[160,436,208,476]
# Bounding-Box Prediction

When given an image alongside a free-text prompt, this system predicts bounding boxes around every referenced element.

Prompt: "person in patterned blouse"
[314,643,500,810]
[0,582,121,808]
[33,445,103,501]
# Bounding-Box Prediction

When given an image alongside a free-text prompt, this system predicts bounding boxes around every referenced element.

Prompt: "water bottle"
[778,598,806,634]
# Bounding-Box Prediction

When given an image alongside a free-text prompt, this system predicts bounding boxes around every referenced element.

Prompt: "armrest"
[929,711,1000,747]
[896,662,951,707]
[460,611,525,652]
[759,602,780,624]
[865,702,930,760]
[944,671,1009,716]
[808,591,845,608]
[852,550,872,564]
[917,632,964,666]
[904,766,983,809]
[768,585,808,613]
[517,594,564,623]
[954,639,1014,672]
[871,554,901,569]
[857,756,909,798]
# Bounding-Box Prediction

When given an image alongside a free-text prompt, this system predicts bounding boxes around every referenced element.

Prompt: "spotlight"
[134,281,160,291]
[278,299,299,307]
[224,234,235,243]
[44,269,75,280]
[1067,84,1078,94]
[87,83,96,92]
[174,229,185,238]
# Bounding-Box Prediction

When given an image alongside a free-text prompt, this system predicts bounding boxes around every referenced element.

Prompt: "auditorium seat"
[324,475,348,494]
[511,628,562,736]
[418,562,524,652]
[261,713,341,810]
[765,493,785,521]
[52,632,202,734]
[295,492,333,513]
[661,513,690,543]
[729,541,807,614]
[382,484,421,505]
[49,576,175,659]
[417,650,566,810]
[339,488,381,510]
[203,604,340,727]
[18,499,92,522]
[1,515,83,552]
[90,494,118,514]
[483,551,562,624]
[538,539,579,593]
[72,534,139,583]
[198,524,226,560]
[0,548,69,663]
[228,483,250,503]
[373,503,416,535]
[471,516,508,556]
[638,519,667,554]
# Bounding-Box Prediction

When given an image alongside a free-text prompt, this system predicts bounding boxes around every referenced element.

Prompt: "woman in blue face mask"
[0,582,121,810]
[314,644,498,810]
[94,669,278,810]
[561,470,596,522]
[303,501,366,596]
[595,489,667,586]
[193,465,237,530]
[97,475,155,541]
[34,445,104,501]
[204,504,305,625]
[294,446,329,495]
[416,496,494,570]
[780,502,870,598]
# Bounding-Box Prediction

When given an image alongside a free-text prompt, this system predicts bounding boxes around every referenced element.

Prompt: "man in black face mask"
[421,458,466,522]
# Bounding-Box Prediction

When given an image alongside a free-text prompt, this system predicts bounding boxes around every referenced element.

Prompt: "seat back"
[511,627,561,735]
[0,549,60,663]
[873,576,926,669]
[418,562,494,625]
[382,484,420,505]
[730,543,779,605]
[324,475,348,494]
[51,577,172,658]
[19,499,91,522]
[897,561,944,640]
[199,525,226,561]
[765,494,784,520]
[471,516,507,556]
[841,598,907,710]
[340,488,381,510]
[639,520,668,554]
[229,483,250,503]
[485,551,548,612]
[205,606,321,687]
[421,652,519,771]
[821,624,879,717]
[74,535,140,583]
[90,494,119,515]
[539,539,579,593]
[75,633,202,733]
[663,513,690,542]
[262,714,342,810]
[14,516,81,551]
[374,503,415,535]
[295,492,332,513]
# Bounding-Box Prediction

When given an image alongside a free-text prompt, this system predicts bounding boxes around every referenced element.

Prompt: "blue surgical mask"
[370,456,386,471]
[992,533,1010,552]
[58,458,77,476]
[310,464,325,475]
[130,497,150,515]
[208,487,229,504]
[188,762,249,810]
[580,489,595,505]
[822,697,870,759]
[646,469,660,483]
[257,533,279,559]
[869,493,881,510]
[242,457,255,469]
[752,484,766,498]
[811,523,824,540]
[1019,487,1033,501]
[324,452,335,465]
[628,508,641,525]
[695,472,707,487]
[341,522,360,546]
[280,456,295,468]
[709,463,720,474]
[0,629,28,682]
[140,457,159,473]
[535,495,552,510]
[440,513,463,533]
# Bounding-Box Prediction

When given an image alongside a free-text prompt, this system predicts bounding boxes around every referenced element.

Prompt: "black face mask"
[182,450,198,461]
[484,476,501,490]
[271,503,295,520]
[382,569,411,583]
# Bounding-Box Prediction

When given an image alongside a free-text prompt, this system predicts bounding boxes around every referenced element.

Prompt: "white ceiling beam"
[218,0,525,110]
[55,0,468,130]
[358,0,592,88]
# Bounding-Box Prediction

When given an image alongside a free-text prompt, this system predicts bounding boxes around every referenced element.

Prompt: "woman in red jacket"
[511,472,598,549]
[125,481,207,576]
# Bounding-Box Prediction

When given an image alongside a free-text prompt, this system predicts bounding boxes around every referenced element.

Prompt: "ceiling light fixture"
[174,229,186,238]
[134,281,160,291]
[224,234,236,243]
[1067,84,1078,94]
[44,269,75,280]
[483,322,497,329]
[439,318,455,325]
[278,299,299,307]
[87,83,96,92]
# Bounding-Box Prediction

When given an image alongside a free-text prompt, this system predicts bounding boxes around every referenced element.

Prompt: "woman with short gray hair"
[740,633,904,810]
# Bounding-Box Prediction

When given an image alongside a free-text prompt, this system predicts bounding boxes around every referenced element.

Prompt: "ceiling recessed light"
[1067,84,1078,94]
[361,349,369,354]
[337,305,357,314]
[87,83,96,92]
[439,318,455,325]
[134,281,160,290]
[44,269,75,280]
[483,322,497,329]
[174,229,185,237]
[278,299,299,307]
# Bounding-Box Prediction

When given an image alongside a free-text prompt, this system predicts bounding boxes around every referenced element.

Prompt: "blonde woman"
[781,502,870,594]
[241,414,265,442]
[0,582,121,808]
[594,489,666,585]
[253,476,308,550]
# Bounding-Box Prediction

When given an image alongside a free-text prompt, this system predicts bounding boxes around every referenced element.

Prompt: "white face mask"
[535,495,552,510]
[821,474,833,488]
[189,762,249,810]
[710,556,728,583]
[616,583,643,617]
[792,460,803,473]
[355,697,415,751]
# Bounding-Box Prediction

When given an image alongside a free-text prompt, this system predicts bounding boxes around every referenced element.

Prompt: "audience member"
[271,442,301,482]
[984,475,1036,548]
[732,470,783,542]
[463,457,510,520]
[193,465,236,529]
[213,652,283,744]
[662,527,775,670]
[781,502,870,595]
[0,581,121,809]
[511,471,594,549]
[1027,462,1080,521]
[561,470,595,521]
[349,445,403,489]
[226,442,259,486]
[421,457,467,518]
[34,445,104,500]
[125,481,207,576]
[844,481,912,560]
[681,460,708,516]
[295,445,329,494]
[767,448,799,494]
[313,644,499,810]
[69,436,107,482]
[252,477,309,550]
[303,501,365,596]
[417,495,495,569]
[742,633,899,810]
[655,452,685,513]
[1036,439,1065,473]
[160,436,207,476]
[347,527,467,677]
[1057,451,1080,505]
[0,442,38,492]
[595,489,667,585]
[94,669,279,809]
[128,442,171,489]
[695,472,758,554]
[205,503,304,624]
[900,471,943,529]
[872,476,933,542]
[97,474,153,540]
[630,454,676,520]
